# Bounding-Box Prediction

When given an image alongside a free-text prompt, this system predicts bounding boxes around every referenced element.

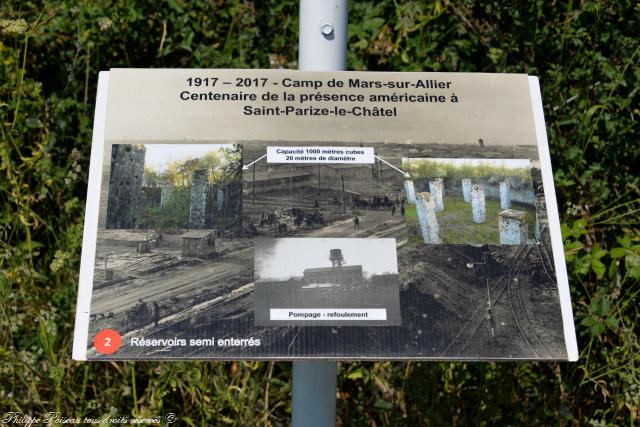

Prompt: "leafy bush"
[139,188,190,231]
[1,1,638,425]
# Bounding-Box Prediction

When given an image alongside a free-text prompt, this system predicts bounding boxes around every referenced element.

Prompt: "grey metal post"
[299,0,348,71]
[292,1,348,426]
[292,361,338,427]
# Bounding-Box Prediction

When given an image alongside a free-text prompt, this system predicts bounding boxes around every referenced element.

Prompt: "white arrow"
[242,154,267,170]
[374,155,409,177]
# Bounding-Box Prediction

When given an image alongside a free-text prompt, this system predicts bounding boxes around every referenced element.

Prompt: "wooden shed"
[180,229,215,258]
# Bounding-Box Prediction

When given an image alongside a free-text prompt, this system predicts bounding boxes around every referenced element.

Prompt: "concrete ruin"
[415,192,441,244]
[160,182,174,207]
[461,179,472,203]
[499,209,529,244]
[189,169,209,229]
[500,181,511,209]
[429,178,444,212]
[437,177,444,196]
[403,180,416,204]
[535,195,546,241]
[471,184,486,223]
[106,145,146,229]
[217,186,225,211]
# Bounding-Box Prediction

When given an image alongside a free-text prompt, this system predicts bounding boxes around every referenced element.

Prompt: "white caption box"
[270,308,387,321]
[267,146,375,164]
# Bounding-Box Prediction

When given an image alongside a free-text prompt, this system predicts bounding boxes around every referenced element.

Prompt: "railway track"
[441,244,552,358]
[90,245,254,324]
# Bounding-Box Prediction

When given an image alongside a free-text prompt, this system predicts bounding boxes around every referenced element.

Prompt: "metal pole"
[298,0,348,71]
[292,1,348,426]
[292,361,338,427]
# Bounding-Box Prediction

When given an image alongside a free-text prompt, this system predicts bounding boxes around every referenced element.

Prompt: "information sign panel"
[73,69,577,361]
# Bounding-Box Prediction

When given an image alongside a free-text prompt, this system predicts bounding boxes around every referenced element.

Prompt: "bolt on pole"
[298,0,348,72]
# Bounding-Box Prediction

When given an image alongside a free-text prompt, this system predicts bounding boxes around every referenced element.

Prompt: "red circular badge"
[94,329,122,354]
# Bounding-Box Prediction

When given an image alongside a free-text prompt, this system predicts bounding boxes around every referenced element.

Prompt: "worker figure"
[391,205,396,216]
[134,299,149,323]
[153,302,160,328]
[400,205,405,217]
[353,216,360,229]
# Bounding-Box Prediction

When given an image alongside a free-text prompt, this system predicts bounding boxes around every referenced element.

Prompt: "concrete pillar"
[471,184,485,223]
[217,186,224,211]
[429,178,444,212]
[500,181,511,209]
[106,145,146,229]
[461,179,471,203]
[189,169,208,229]
[160,183,173,207]
[438,177,444,197]
[535,196,545,241]
[403,180,416,204]
[499,209,529,244]
[415,192,441,244]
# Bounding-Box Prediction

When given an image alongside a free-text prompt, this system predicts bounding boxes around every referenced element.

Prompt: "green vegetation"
[137,146,243,230]
[138,187,191,231]
[404,159,533,183]
[1,1,638,425]
[405,197,538,244]
[145,146,242,188]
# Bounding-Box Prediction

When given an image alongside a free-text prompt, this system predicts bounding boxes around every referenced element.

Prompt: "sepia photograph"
[242,142,405,240]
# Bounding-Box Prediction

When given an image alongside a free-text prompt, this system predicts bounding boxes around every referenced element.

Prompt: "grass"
[1,1,639,426]
[405,197,537,244]
[404,159,533,184]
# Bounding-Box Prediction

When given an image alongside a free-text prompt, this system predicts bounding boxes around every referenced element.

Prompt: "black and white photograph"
[254,238,401,326]
[395,242,567,359]
[242,142,405,240]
